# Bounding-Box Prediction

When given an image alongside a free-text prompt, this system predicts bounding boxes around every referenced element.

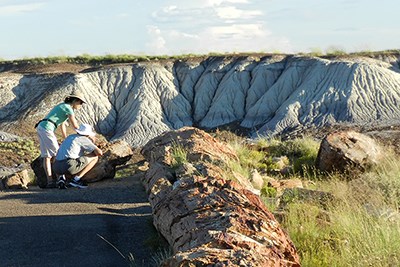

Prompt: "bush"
[261,186,277,198]
[170,144,188,170]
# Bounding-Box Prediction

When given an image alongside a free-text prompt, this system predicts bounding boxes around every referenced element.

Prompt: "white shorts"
[37,125,59,158]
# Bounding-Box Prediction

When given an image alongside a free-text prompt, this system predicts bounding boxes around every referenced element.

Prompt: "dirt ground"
[0,171,162,267]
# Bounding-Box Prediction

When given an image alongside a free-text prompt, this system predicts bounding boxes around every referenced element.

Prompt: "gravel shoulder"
[0,172,156,267]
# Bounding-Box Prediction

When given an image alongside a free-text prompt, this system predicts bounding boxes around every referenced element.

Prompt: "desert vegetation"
[210,130,400,267]
[1,49,399,67]
[0,138,39,166]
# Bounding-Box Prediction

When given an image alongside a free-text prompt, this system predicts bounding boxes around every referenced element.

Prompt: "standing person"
[35,91,86,188]
[53,124,103,189]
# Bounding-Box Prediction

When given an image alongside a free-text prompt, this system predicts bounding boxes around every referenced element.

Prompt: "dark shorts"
[53,156,90,175]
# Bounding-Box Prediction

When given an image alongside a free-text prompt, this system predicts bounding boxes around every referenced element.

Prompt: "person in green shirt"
[36,91,86,188]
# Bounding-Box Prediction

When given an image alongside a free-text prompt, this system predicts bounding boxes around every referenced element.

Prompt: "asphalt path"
[0,174,156,267]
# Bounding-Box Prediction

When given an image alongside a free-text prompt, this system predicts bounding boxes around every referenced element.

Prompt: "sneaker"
[45,180,57,189]
[57,176,67,189]
[69,179,88,189]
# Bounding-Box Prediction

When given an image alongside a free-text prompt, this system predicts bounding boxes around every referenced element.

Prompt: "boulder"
[249,169,264,189]
[267,178,304,195]
[31,140,133,186]
[1,169,30,190]
[316,131,383,173]
[142,127,300,266]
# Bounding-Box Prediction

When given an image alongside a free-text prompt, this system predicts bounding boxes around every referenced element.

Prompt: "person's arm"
[68,114,79,130]
[60,121,68,139]
[86,136,103,156]
[93,146,103,157]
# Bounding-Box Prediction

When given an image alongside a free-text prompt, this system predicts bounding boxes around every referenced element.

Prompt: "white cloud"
[146,25,167,53]
[147,1,291,55]
[203,0,249,7]
[152,5,213,23]
[151,2,263,27]
[215,6,262,20]
[169,30,200,39]
[0,2,44,16]
[207,23,267,39]
[145,22,291,55]
[163,5,178,12]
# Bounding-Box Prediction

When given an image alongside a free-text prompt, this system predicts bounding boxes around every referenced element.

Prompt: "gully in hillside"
[35,91,85,188]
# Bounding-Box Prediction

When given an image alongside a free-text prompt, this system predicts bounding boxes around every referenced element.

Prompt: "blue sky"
[1,0,399,60]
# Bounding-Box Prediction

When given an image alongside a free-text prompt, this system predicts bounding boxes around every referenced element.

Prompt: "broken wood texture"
[316,131,383,173]
[0,169,30,190]
[141,127,300,266]
[31,140,133,187]
[83,140,133,182]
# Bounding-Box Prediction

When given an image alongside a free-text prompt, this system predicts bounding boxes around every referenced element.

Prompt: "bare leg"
[76,155,98,178]
[43,157,53,182]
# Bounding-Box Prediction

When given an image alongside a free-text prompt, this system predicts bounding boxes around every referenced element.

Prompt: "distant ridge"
[1,54,400,147]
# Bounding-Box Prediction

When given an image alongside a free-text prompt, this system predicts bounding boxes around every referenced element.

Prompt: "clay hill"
[1,54,400,147]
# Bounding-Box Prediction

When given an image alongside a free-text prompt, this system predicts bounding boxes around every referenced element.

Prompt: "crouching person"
[53,124,103,189]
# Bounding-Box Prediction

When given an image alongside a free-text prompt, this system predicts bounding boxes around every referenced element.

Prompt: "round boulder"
[316,131,383,173]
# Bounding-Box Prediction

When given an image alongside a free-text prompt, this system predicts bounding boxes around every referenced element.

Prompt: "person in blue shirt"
[53,123,103,189]
[35,91,86,188]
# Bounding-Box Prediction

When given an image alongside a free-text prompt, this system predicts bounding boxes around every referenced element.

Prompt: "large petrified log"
[31,140,132,187]
[141,127,300,266]
[316,131,383,173]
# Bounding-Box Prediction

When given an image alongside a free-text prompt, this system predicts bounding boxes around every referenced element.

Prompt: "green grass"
[170,144,188,170]
[283,182,400,267]
[0,52,230,66]
[115,163,138,179]
[253,136,320,174]
[2,49,399,66]
[0,139,40,166]
[220,133,400,267]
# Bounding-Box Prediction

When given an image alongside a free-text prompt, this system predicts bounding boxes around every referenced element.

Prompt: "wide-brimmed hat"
[66,91,86,103]
[76,124,96,137]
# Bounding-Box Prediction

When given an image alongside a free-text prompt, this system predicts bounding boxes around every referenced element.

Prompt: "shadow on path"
[0,175,157,267]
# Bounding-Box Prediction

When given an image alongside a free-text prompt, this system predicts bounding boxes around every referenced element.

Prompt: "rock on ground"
[316,131,383,173]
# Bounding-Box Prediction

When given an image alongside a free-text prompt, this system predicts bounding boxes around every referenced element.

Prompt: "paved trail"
[0,173,157,267]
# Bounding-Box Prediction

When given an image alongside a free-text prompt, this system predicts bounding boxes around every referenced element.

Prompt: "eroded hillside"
[1,54,400,147]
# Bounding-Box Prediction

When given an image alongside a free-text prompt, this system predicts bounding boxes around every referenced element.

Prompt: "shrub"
[258,136,320,174]
[170,144,188,170]
[260,186,277,198]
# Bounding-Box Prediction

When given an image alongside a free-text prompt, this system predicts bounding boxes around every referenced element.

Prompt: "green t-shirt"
[39,103,74,131]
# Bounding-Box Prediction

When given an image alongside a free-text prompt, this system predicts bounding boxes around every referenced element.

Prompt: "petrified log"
[0,169,30,190]
[159,175,300,267]
[83,140,133,182]
[31,140,133,186]
[142,127,300,266]
[316,131,383,173]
